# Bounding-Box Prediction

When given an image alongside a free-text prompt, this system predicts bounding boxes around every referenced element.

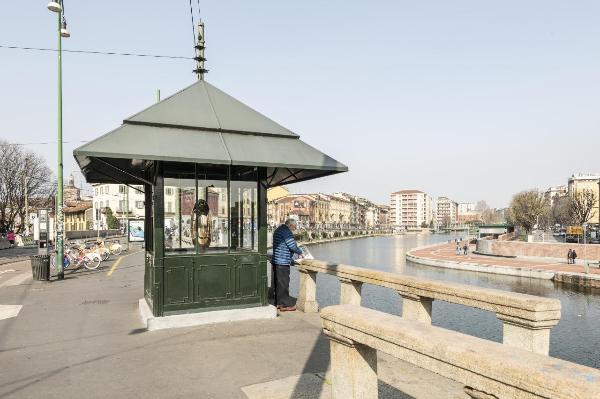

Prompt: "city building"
[267,186,290,227]
[436,197,458,226]
[389,190,432,228]
[544,185,567,206]
[63,201,93,231]
[377,205,390,229]
[567,173,600,224]
[92,184,146,230]
[458,202,475,214]
[457,202,480,224]
[328,194,352,228]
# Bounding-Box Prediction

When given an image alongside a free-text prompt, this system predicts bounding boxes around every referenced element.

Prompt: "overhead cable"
[0,45,193,60]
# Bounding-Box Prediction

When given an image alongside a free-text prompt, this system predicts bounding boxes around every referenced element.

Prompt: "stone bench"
[298,259,561,355]
[321,305,600,399]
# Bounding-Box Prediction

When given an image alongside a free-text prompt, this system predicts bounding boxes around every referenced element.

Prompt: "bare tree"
[550,195,572,227]
[442,215,452,227]
[570,189,597,226]
[0,140,55,233]
[475,200,490,213]
[508,190,549,234]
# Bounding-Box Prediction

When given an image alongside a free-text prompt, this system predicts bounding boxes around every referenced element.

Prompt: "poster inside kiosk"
[128,220,144,242]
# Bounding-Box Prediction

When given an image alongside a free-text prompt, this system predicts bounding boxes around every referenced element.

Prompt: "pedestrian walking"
[463,243,468,255]
[272,216,303,311]
[567,249,573,264]
[572,249,578,264]
[455,243,460,255]
[6,230,15,247]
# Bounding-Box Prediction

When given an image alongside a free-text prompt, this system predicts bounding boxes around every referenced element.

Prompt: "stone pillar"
[325,329,378,399]
[497,314,555,355]
[297,268,318,313]
[399,292,432,324]
[339,277,362,306]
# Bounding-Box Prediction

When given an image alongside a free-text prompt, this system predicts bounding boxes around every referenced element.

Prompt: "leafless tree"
[442,215,452,227]
[475,200,490,213]
[508,190,549,234]
[0,140,55,233]
[550,195,572,227]
[570,189,597,226]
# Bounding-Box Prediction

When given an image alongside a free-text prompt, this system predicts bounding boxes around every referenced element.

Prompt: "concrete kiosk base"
[138,299,277,331]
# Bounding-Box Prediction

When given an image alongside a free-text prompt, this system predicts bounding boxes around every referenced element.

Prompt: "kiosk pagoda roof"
[74,80,347,186]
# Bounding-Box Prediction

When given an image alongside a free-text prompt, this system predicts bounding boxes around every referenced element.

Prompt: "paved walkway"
[0,251,466,399]
[409,242,600,275]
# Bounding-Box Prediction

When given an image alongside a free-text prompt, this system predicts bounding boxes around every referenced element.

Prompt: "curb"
[406,253,555,280]
[407,243,600,287]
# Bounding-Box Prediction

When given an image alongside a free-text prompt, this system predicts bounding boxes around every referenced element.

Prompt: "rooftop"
[392,190,425,195]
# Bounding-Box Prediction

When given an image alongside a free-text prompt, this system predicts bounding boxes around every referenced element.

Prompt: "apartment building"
[568,173,600,224]
[389,190,432,228]
[436,197,458,226]
[92,184,146,229]
[544,185,567,206]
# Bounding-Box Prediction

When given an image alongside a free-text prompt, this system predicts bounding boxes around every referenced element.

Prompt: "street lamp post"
[48,1,69,280]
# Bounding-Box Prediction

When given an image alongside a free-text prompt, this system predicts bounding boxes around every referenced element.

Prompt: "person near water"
[567,249,573,264]
[272,216,303,311]
[463,243,468,255]
[455,243,460,255]
[571,249,578,264]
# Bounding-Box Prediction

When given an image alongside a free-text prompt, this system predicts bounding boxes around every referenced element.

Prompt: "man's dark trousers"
[274,264,295,307]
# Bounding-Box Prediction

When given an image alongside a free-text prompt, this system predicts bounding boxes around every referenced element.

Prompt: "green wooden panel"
[195,263,231,301]
[237,261,258,298]
[165,266,189,304]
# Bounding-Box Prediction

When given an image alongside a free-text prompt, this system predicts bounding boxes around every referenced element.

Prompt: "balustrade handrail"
[298,259,560,322]
[296,258,562,355]
[321,304,600,399]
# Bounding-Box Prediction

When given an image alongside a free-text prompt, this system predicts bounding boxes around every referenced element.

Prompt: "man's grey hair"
[285,217,298,226]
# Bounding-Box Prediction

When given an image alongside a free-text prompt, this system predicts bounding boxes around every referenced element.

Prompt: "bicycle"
[89,240,111,261]
[51,245,102,271]
[106,240,123,256]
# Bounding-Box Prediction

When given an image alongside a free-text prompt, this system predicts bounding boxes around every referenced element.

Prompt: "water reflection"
[292,234,600,369]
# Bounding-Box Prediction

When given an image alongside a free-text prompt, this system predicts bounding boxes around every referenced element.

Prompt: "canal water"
[288,233,600,369]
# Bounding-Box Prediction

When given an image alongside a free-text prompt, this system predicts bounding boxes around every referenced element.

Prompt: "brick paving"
[409,242,600,275]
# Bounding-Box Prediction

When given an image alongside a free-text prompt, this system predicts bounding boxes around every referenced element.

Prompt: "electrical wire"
[0,45,194,60]
[189,0,197,48]
[197,0,202,22]
[3,140,89,146]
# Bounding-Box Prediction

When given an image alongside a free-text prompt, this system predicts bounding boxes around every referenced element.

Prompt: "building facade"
[568,173,600,225]
[92,184,146,230]
[544,185,567,206]
[436,197,458,226]
[390,190,432,228]
[457,202,480,224]
[63,201,93,232]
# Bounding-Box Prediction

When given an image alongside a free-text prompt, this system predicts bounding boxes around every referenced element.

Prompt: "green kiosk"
[74,80,347,326]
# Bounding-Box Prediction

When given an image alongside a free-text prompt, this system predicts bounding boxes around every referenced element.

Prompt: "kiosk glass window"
[164,177,196,255]
[197,180,229,252]
[230,180,258,251]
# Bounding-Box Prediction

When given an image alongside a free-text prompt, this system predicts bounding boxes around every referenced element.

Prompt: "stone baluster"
[398,291,433,324]
[496,314,557,356]
[339,277,362,305]
[324,329,378,399]
[296,268,319,313]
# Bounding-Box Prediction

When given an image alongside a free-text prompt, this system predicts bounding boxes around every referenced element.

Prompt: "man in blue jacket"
[272,216,303,311]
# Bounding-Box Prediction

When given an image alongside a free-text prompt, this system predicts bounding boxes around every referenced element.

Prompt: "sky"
[2,1,600,207]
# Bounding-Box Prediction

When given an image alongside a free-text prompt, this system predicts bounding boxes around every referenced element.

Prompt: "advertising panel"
[128,220,144,242]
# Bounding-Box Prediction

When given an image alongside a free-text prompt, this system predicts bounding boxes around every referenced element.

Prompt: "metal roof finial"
[193,22,208,80]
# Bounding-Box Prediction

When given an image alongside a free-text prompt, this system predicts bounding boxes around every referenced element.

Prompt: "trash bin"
[30,255,50,281]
